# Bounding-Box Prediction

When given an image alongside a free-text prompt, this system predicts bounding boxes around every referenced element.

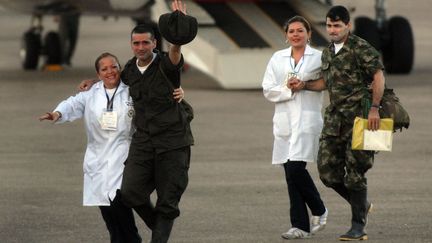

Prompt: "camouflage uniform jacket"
[321,34,384,136]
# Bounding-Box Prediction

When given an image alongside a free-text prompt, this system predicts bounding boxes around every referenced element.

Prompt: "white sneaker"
[310,208,328,234]
[281,227,311,239]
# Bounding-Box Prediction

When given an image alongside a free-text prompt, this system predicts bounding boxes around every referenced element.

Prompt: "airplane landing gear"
[382,16,414,73]
[21,28,42,70]
[58,12,80,66]
[354,0,414,74]
[20,14,64,70]
[43,31,63,65]
[21,16,42,70]
[20,3,80,71]
[354,16,380,51]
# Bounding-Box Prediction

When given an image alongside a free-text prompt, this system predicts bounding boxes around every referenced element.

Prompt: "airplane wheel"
[21,30,41,70]
[44,31,63,65]
[382,16,414,73]
[354,16,381,51]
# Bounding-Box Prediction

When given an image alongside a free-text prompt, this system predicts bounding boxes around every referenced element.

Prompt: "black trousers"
[283,161,326,232]
[99,191,142,243]
[121,146,190,220]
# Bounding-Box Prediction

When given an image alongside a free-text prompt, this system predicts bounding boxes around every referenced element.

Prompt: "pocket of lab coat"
[300,111,323,135]
[83,154,106,176]
[273,112,291,137]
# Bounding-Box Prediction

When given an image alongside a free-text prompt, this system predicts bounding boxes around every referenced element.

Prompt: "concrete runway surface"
[0,1,432,242]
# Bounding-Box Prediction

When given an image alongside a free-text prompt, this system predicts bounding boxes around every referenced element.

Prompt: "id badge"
[101,111,118,130]
[284,72,298,86]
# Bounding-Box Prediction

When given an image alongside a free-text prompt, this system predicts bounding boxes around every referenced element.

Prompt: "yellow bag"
[352,117,394,151]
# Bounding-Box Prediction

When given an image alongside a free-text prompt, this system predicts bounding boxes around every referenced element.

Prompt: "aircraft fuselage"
[0,0,152,17]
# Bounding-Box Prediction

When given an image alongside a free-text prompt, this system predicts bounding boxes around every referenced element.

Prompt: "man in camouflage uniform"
[289,6,385,241]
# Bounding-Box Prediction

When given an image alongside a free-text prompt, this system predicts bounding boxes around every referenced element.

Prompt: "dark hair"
[130,24,155,40]
[94,52,121,72]
[284,15,311,33]
[326,5,350,24]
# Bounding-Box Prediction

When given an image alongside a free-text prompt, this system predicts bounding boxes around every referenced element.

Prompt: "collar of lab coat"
[94,79,127,93]
[281,44,315,57]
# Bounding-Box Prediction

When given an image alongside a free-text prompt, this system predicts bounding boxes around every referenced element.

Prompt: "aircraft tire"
[21,30,41,70]
[44,31,63,65]
[382,16,414,74]
[354,16,381,51]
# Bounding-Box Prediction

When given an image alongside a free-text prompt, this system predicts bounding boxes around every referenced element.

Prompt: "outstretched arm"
[39,111,62,122]
[168,0,187,65]
[38,91,86,123]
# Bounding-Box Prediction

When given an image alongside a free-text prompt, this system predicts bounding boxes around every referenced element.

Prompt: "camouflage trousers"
[317,122,374,191]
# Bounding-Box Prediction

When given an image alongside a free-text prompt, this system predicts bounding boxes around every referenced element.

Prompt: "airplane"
[0,0,414,88]
[0,0,157,70]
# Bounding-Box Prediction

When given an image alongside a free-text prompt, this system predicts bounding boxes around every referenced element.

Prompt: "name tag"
[101,111,118,130]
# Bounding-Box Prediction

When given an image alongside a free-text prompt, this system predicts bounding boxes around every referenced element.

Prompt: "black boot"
[151,216,174,243]
[134,200,156,230]
[339,189,368,241]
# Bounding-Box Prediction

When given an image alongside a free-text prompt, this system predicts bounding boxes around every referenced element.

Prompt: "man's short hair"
[130,24,155,40]
[326,5,350,24]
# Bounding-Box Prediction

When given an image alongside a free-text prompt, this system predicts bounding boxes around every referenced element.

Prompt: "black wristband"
[371,104,380,109]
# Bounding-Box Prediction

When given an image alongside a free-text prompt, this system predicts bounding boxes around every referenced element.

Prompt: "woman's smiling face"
[286,21,310,48]
[97,56,121,89]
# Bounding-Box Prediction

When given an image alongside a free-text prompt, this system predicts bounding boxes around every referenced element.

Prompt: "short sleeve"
[356,43,384,80]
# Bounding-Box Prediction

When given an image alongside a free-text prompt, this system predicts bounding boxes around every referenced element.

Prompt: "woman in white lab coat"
[39,53,141,243]
[262,16,328,240]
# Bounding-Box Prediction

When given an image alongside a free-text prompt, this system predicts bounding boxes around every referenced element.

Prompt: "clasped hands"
[287,77,305,92]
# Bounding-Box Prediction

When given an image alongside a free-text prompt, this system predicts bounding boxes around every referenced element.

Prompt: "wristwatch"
[371,104,381,109]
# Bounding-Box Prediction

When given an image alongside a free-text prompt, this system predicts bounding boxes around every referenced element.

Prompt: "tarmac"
[0,1,432,242]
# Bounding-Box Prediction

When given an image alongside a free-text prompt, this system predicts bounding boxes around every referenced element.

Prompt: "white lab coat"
[55,81,134,206]
[262,45,324,165]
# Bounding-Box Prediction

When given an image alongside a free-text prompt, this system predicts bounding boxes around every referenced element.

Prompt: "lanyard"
[289,55,304,76]
[104,85,119,111]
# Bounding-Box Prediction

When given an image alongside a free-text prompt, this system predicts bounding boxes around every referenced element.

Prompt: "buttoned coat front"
[263,45,324,165]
